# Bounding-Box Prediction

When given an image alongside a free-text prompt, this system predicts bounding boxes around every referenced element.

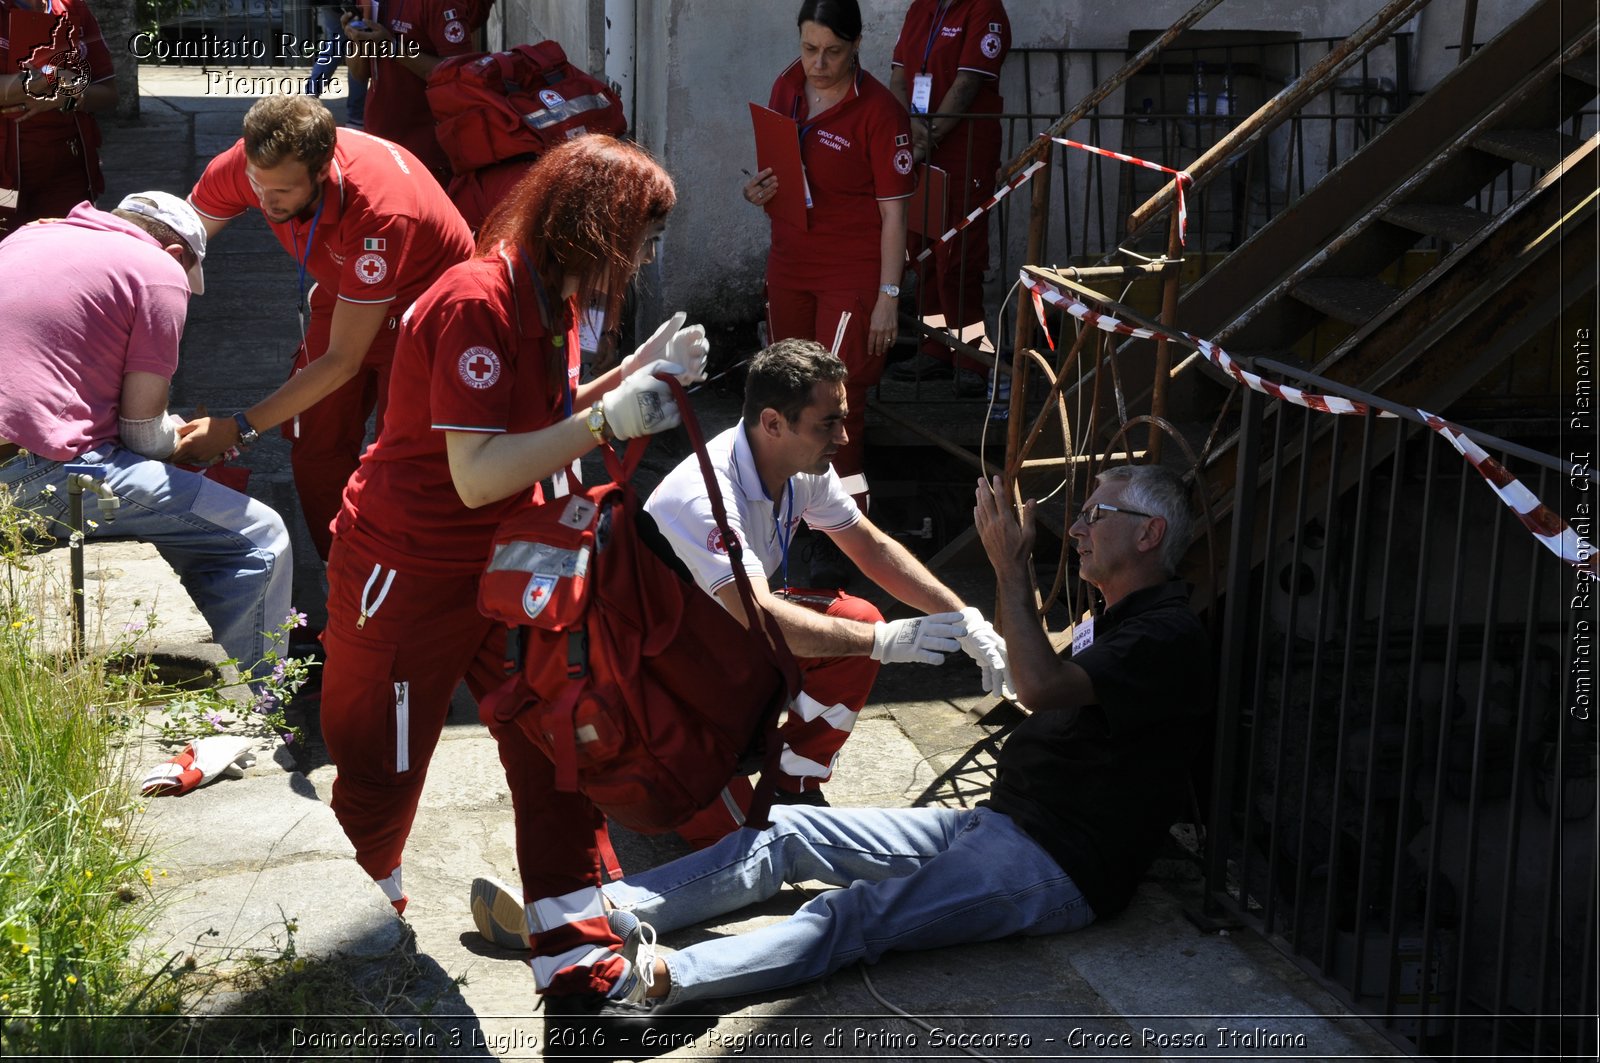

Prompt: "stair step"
[1382,202,1496,243]
[1561,58,1599,89]
[1289,277,1401,326]
[1472,128,1585,168]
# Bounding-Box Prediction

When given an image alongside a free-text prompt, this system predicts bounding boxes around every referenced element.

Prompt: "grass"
[0,496,460,1058]
[0,503,186,1055]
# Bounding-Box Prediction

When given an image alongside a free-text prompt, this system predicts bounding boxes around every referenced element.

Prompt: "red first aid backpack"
[425,40,627,177]
[477,376,802,835]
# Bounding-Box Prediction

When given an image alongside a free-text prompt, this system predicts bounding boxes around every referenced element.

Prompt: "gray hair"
[1096,464,1195,575]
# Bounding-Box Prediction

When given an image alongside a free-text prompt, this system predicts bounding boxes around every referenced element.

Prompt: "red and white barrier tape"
[1022,270,1598,572]
[913,160,1046,263]
[1422,415,1596,572]
[1045,136,1191,245]
[1024,272,1386,417]
[911,133,1186,266]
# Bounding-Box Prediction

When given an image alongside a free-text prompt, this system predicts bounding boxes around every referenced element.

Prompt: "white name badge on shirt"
[1071,611,1095,656]
[911,73,933,115]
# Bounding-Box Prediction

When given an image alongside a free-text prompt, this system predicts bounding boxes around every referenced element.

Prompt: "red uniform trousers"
[320,538,616,914]
[1,118,103,238]
[910,122,1002,374]
[676,590,883,848]
[767,286,885,502]
[284,289,401,559]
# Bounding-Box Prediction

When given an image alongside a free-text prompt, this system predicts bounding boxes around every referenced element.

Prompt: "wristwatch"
[233,411,260,447]
[586,401,611,445]
[879,283,901,298]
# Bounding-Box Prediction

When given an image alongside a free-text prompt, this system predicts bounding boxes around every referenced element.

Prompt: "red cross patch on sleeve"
[457,346,502,389]
[355,253,389,284]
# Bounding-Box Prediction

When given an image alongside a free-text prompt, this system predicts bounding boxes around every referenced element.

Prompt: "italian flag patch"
[364,238,386,251]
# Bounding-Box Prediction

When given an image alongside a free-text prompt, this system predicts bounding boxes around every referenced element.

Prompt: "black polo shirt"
[986,581,1214,918]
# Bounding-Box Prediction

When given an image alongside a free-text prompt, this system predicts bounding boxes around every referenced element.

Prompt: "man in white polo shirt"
[643,338,1009,843]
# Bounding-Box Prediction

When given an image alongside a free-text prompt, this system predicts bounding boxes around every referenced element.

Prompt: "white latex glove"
[957,606,1014,698]
[664,323,710,385]
[600,361,684,440]
[141,735,256,797]
[869,611,966,665]
[619,311,686,378]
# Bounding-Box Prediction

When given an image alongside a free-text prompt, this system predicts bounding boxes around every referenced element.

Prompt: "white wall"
[488,0,1542,328]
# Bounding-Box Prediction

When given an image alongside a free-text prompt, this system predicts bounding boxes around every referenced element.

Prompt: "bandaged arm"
[118,370,178,459]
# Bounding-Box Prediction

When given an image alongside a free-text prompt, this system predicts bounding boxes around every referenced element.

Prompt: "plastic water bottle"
[1215,70,1236,117]
[1186,61,1208,116]
[987,367,1011,422]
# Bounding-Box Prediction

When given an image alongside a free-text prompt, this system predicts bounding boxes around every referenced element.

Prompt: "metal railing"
[141,0,321,69]
[878,28,1434,426]
[1211,374,1597,1059]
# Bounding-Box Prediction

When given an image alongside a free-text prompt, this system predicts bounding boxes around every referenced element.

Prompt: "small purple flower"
[271,660,288,683]
[205,711,224,728]
[287,609,308,630]
[281,731,295,745]
[253,692,278,714]
[122,622,141,633]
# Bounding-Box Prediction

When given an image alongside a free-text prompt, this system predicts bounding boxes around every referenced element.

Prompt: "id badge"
[1071,611,1095,655]
[911,73,933,115]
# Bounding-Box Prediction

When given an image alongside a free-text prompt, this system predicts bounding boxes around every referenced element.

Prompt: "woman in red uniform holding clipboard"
[744,0,913,524]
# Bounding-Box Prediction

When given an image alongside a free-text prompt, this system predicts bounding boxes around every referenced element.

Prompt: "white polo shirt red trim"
[764,61,914,292]
[332,247,579,573]
[644,424,861,598]
[190,128,473,320]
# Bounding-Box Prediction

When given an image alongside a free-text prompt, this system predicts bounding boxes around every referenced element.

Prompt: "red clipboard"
[749,102,808,230]
[907,164,948,236]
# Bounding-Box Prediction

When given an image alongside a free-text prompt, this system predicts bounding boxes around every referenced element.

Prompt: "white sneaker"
[606,907,662,1005]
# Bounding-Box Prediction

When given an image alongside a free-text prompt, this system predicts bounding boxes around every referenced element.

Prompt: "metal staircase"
[1162,0,1596,424]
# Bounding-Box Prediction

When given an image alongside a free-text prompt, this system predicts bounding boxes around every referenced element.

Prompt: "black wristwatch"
[233,412,260,447]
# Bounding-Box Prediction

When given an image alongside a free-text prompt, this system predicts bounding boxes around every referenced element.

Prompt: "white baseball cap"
[117,190,207,295]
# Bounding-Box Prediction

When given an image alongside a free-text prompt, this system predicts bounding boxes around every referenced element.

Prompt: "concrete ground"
[44,66,1409,1061]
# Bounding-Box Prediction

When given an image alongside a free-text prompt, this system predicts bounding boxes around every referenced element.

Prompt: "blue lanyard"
[290,191,326,317]
[516,246,573,418]
[767,479,795,588]
[919,0,956,73]
[790,97,821,146]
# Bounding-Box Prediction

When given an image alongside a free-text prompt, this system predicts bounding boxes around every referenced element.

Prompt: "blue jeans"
[0,447,293,678]
[603,805,1095,1006]
[307,7,366,126]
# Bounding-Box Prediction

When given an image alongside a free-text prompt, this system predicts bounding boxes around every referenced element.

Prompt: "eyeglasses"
[1076,502,1156,526]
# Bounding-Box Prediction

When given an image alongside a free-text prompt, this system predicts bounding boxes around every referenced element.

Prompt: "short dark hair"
[242,95,337,174]
[797,0,862,42]
[743,338,849,425]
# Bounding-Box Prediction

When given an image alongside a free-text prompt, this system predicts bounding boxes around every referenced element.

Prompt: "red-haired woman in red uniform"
[319,135,707,999]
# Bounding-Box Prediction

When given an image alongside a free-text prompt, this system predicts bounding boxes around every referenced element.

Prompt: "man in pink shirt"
[0,192,293,677]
